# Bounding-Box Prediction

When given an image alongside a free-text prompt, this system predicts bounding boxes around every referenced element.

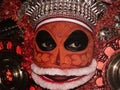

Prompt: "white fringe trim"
[31,59,97,76]
[31,59,97,90]
[32,72,95,90]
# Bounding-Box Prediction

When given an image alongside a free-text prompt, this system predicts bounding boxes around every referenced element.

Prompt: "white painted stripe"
[35,18,92,32]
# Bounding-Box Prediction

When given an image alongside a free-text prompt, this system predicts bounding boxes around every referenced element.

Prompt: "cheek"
[87,46,94,59]
[36,53,49,62]
[33,48,58,67]
[63,44,94,67]
[64,51,93,67]
[63,33,94,67]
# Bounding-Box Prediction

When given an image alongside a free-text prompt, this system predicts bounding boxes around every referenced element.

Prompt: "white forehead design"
[35,18,92,32]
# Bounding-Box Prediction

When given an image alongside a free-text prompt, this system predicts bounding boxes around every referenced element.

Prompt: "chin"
[31,59,97,90]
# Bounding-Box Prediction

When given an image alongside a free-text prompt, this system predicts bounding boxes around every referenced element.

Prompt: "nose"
[55,51,60,65]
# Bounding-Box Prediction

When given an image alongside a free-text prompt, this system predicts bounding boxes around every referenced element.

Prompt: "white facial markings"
[32,72,95,90]
[31,59,97,89]
[36,18,92,32]
[31,59,97,76]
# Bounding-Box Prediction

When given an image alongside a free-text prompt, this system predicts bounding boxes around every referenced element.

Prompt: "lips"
[40,75,85,83]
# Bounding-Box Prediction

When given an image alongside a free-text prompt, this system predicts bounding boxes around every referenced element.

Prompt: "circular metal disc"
[0,51,29,90]
[107,53,120,90]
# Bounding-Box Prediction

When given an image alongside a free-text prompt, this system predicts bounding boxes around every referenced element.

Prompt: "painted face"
[31,21,97,90]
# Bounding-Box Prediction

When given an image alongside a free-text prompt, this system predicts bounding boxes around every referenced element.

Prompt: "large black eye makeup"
[36,30,56,51]
[64,30,88,52]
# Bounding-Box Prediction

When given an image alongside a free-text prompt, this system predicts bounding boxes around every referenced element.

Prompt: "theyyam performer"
[17,0,116,90]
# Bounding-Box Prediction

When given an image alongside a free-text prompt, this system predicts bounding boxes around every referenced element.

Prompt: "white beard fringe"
[31,59,97,90]
[32,72,95,90]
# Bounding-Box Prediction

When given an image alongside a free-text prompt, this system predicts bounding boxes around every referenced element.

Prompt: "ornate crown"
[18,0,107,29]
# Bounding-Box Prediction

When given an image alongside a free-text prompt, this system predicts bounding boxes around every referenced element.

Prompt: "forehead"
[36,21,92,35]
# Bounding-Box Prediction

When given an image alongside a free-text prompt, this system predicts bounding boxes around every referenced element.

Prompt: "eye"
[68,41,82,49]
[64,30,88,52]
[36,30,56,51]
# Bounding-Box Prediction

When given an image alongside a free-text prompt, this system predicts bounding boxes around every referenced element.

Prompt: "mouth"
[40,75,86,83]
[31,60,97,89]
